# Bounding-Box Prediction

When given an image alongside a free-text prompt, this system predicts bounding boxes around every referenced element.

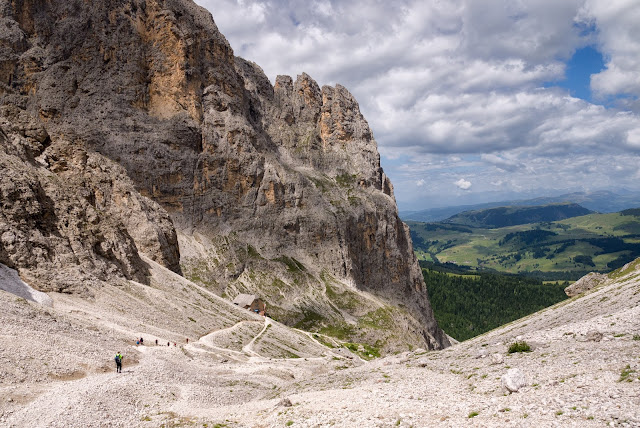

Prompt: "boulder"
[586,330,603,342]
[501,368,527,393]
[565,273,608,297]
[491,353,504,365]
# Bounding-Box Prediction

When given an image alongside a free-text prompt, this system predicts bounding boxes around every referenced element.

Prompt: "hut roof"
[232,293,258,307]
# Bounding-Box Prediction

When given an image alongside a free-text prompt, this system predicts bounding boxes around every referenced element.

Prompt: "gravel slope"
[1,259,639,427]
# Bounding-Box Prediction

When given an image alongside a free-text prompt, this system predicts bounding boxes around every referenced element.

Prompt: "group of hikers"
[114,337,190,372]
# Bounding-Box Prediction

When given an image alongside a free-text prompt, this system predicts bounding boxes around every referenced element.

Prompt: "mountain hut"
[232,294,266,315]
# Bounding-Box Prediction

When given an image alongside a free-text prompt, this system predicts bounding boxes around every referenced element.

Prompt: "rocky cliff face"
[0,108,180,294]
[0,0,448,350]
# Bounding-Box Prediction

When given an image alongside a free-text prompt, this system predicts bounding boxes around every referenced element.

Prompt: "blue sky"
[195,0,640,210]
[551,46,605,103]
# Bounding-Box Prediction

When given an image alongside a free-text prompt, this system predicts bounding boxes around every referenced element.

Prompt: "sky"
[194,0,640,211]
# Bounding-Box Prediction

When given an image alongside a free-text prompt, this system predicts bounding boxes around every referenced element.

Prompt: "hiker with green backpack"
[115,352,123,373]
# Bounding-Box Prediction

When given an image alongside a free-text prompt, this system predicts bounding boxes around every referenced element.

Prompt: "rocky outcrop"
[0,0,448,350]
[0,108,179,294]
[564,272,608,297]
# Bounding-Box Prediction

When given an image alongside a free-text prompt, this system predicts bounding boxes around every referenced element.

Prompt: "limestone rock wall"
[0,0,448,349]
[0,108,180,293]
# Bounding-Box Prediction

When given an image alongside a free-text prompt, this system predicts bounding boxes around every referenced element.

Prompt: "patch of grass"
[619,365,637,382]
[508,341,531,353]
[188,317,196,323]
[358,307,394,330]
[294,310,327,330]
[313,334,336,349]
[319,323,356,341]
[343,342,381,360]
[309,176,330,193]
[325,284,360,310]
[286,421,294,426]
[556,411,563,416]
[633,334,640,341]
[274,256,306,273]
[335,173,357,187]
[246,245,263,259]
[468,411,479,418]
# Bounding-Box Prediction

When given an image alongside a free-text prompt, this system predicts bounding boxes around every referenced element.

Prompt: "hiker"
[167,342,170,346]
[136,340,139,346]
[140,337,144,345]
[115,352,123,373]
[186,338,189,344]
[155,339,158,345]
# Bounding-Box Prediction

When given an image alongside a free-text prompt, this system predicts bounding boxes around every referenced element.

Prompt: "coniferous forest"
[421,262,568,341]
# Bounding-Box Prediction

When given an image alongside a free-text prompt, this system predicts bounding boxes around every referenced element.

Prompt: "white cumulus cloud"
[455,178,472,190]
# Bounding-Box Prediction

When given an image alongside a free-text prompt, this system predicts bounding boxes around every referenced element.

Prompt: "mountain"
[0,0,447,351]
[442,203,593,228]
[400,190,640,222]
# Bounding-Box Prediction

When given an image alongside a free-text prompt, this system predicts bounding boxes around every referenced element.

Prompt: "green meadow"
[409,210,640,280]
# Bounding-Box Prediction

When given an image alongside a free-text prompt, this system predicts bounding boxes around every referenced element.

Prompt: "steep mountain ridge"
[0,0,447,350]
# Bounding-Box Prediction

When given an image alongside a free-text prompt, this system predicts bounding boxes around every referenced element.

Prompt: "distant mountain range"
[442,203,593,229]
[400,190,640,222]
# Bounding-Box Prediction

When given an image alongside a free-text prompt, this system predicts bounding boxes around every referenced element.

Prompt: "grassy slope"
[409,211,640,280]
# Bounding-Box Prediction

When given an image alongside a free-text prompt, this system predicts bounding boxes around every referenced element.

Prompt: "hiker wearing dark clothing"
[115,353,123,373]
[140,337,144,345]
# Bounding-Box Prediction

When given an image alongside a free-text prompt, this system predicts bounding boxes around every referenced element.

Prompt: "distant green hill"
[400,190,640,222]
[442,203,593,228]
[409,209,640,281]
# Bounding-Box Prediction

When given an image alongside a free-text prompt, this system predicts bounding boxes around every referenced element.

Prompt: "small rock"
[279,398,293,407]
[491,353,504,365]
[475,349,489,359]
[501,368,527,393]
[586,330,603,342]
[415,358,429,368]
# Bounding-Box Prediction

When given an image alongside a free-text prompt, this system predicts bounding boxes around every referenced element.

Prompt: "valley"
[1,1,639,426]
[409,207,640,281]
